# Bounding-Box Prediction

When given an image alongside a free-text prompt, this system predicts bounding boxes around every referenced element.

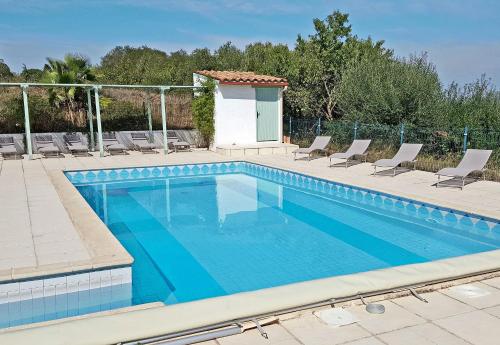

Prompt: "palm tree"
[42,54,96,126]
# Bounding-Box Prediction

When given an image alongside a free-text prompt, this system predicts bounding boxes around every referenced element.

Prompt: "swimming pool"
[66,161,500,306]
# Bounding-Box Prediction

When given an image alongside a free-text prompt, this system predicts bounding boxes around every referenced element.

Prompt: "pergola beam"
[0,82,202,90]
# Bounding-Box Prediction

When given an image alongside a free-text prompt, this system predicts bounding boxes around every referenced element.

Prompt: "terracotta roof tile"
[195,70,288,86]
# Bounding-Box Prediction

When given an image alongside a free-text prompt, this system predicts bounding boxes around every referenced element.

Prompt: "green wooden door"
[256,87,279,141]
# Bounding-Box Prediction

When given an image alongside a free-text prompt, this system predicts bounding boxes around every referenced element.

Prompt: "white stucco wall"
[214,84,257,146]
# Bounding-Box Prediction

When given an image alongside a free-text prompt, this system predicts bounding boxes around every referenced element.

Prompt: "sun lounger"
[436,149,492,189]
[329,139,371,168]
[293,136,331,161]
[35,134,61,158]
[64,133,90,156]
[131,132,157,153]
[0,136,20,159]
[373,143,423,176]
[167,131,191,152]
[102,132,127,155]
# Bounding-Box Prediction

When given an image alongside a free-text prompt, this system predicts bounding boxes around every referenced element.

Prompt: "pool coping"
[1,159,500,343]
[0,170,133,284]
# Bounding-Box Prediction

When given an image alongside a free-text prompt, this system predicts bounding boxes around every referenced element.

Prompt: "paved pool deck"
[1,150,500,344]
[203,277,500,345]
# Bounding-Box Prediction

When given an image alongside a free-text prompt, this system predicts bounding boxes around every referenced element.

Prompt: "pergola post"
[146,95,153,142]
[160,87,169,154]
[93,86,104,157]
[86,88,95,151]
[21,84,33,159]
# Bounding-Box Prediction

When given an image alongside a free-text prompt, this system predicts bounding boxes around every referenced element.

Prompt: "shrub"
[100,100,146,131]
[191,79,215,148]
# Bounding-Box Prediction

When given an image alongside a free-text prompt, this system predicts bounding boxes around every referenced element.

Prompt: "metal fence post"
[146,95,153,142]
[354,121,358,139]
[289,116,292,141]
[160,87,169,155]
[93,86,104,157]
[21,84,33,159]
[463,126,468,153]
[86,88,95,151]
[317,117,321,136]
[400,123,405,145]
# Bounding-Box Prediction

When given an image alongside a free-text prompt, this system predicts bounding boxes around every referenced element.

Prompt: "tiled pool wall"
[0,267,131,328]
[66,161,500,232]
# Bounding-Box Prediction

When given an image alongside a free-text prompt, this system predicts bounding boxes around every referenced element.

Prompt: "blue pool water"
[68,162,500,305]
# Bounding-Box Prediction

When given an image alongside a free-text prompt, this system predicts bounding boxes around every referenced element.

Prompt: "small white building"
[193,70,297,156]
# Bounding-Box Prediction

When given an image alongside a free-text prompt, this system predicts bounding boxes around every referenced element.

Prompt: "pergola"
[0,82,201,159]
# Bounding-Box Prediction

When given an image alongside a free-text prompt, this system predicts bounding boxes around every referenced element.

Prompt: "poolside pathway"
[204,278,500,345]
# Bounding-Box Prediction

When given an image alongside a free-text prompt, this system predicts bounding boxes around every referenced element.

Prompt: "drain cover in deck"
[449,284,491,298]
[313,308,359,327]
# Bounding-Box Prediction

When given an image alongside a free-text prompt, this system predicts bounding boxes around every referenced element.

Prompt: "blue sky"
[1,0,499,86]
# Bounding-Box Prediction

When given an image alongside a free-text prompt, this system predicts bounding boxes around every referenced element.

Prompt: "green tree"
[20,64,44,82]
[243,42,292,77]
[97,46,170,84]
[440,77,500,129]
[0,59,14,81]
[190,48,218,71]
[337,53,442,125]
[215,42,245,70]
[287,11,362,119]
[41,54,96,126]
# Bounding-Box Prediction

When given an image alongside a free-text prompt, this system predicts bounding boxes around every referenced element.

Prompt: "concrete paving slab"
[341,337,385,345]
[349,301,426,335]
[482,277,500,289]
[441,282,500,309]
[218,324,301,345]
[483,305,500,318]
[378,322,469,345]
[435,310,500,345]
[281,313,370,345]
[392,291,475,320]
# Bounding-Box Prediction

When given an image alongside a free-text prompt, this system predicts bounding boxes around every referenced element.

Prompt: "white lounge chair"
[35,134,61,158]
[373,143,423,176]
[293,136,331,161]
[64,133,90,157]
[102,132,127,155]
[131,132,157,154]
[0,136,20,159]
[329,139,371,168]
[436,149,492,189]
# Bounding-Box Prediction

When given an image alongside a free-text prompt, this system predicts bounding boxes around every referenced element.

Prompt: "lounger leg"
[461,177,465,190]
[345,159,348,168]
